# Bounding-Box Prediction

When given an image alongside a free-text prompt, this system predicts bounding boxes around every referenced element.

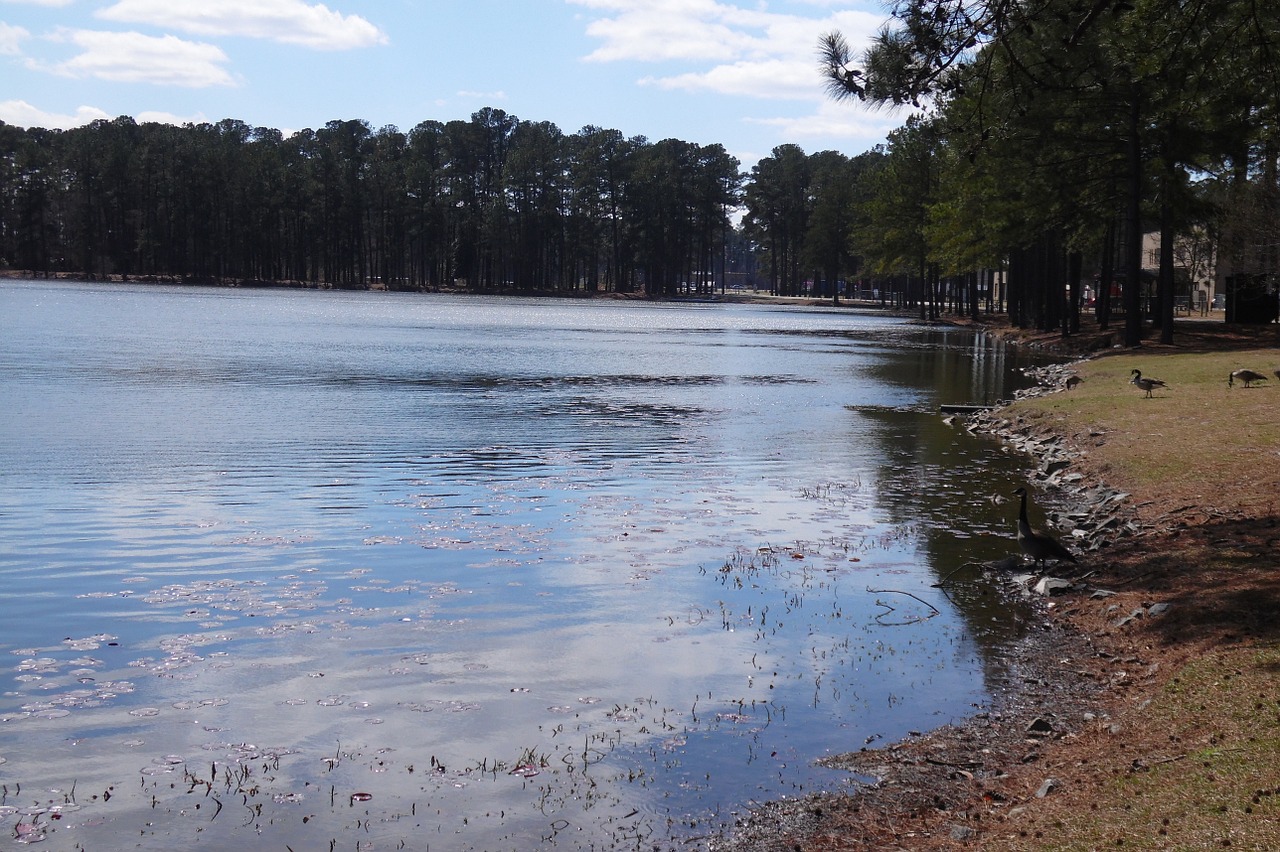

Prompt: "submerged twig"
[932,561,986,587]
[867,587,941,625]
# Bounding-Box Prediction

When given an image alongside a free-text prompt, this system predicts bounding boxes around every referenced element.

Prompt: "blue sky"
[0,0,906,170]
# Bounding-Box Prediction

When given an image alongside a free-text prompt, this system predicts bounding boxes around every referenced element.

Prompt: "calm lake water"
[0,280,1052,849]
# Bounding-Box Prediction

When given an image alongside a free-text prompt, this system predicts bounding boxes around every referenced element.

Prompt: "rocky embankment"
[719,346,1249,850]
[966,362,1137,563]
[719,364,1131,850]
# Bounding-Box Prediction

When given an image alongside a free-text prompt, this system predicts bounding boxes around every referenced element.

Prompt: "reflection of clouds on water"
[0,284,1057,848]
[0,582,761,846]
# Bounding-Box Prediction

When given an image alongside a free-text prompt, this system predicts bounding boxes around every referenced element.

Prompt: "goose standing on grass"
[1130,369,1167,398]
[1013,486,1077,570]
[1228,369,1269,388]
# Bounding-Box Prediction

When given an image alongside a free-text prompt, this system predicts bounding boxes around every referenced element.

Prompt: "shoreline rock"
[964,400,1137,558]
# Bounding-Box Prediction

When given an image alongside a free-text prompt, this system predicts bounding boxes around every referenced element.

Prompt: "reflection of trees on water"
[849,332,1056,666]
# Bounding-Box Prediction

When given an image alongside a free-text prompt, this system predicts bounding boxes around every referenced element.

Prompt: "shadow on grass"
[1094,515,1280,647]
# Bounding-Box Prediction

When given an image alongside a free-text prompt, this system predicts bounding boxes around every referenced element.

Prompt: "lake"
[0,280,1050,849]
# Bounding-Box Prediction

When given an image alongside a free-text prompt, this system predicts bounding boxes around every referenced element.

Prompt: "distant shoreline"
[1,269,901,311]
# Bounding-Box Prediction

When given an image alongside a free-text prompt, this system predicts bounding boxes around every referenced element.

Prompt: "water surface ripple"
[0,281,1052,849]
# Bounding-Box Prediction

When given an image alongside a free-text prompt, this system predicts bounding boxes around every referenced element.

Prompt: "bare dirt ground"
[717,316,1280,851]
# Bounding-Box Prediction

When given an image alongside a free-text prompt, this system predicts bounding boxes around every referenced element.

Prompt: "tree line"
[0,107,941,306]
[0,106,1001,313]
[820,0,1280,340]
[0,110,745,298]
[4,0,1278,337]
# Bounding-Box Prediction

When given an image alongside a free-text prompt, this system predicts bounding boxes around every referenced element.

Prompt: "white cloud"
[97,0,388,50]
[0,99,110,129]
[0,100,208,130]
[136,109,210,125]
[580,4,758,63]
[641,58,823,100]
[745,100,902,144]
[570,0,885,101]
[35,29,236,87]
[0,21,30,54]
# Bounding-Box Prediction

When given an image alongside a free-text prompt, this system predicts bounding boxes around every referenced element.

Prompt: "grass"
[1009,348,1280,515]
[1002,645,1280,851]
[992,339,1280,851]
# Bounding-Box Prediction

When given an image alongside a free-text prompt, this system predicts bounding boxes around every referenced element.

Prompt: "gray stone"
[1034,577,1074,596]
[986,555,1024,572]
[1147,602,1173,617]
[1027,717,1055,736]
[1115,607,1146,627]
[1035,777,1058,798]
[1041,459,1071,475]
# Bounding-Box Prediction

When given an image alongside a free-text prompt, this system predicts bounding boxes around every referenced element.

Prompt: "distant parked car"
[1212,293,1225,310]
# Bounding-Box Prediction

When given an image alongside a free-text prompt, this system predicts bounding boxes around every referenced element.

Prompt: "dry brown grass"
[986,338,1280,851]
[1024,348,1280,518]
[994,644,1280,851]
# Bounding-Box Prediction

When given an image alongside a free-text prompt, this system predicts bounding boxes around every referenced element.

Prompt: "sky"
[0,0,908,171]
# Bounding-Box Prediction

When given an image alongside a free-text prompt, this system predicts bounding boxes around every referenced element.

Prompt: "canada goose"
[1065,375,1082,390]
[1013,486,1077,570]
[1228,369,1269,388]
[1130,369,1167,398]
